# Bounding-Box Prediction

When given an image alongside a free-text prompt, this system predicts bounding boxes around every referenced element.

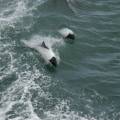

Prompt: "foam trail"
[0,65,52,120]
[0,42,17,81]
[0,0,27,29]
[0,0,47,31]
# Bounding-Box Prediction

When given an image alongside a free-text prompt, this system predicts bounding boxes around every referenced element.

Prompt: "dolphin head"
[66,33,75,40]
[49,57,57,67]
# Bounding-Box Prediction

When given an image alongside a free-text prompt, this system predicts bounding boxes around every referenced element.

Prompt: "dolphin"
[58,28,75,40]
[22,40,57,67]
[39,41,57,67]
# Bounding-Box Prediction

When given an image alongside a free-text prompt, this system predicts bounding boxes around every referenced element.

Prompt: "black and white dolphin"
[58,28,75,40]
[40,41,57,67]
[22,40,58,67]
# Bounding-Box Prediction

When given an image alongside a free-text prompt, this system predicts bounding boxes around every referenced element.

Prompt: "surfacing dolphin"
[58,28,75,40]
[22,40,58,67]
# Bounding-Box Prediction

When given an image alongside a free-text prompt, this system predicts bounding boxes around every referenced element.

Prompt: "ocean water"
[0,0,120,120]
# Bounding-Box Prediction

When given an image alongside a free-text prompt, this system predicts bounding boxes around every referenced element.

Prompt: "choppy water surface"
[0,0,120,120]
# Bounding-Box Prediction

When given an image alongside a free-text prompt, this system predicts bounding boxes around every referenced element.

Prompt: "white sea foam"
[0,0,27,30]
[44,100,96,120]
[0,38,44,120]
[0,40,95,120]
[0,64,52,120]
[0,0,47,31]
[0,43,17,81]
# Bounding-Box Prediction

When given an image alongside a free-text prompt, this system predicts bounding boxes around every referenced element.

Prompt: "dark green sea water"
[0,0,120,120]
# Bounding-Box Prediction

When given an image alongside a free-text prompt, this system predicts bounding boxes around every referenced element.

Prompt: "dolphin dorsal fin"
[41,41,49,49]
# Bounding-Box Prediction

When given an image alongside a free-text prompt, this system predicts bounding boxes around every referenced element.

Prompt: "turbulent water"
[0,0,120,120]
